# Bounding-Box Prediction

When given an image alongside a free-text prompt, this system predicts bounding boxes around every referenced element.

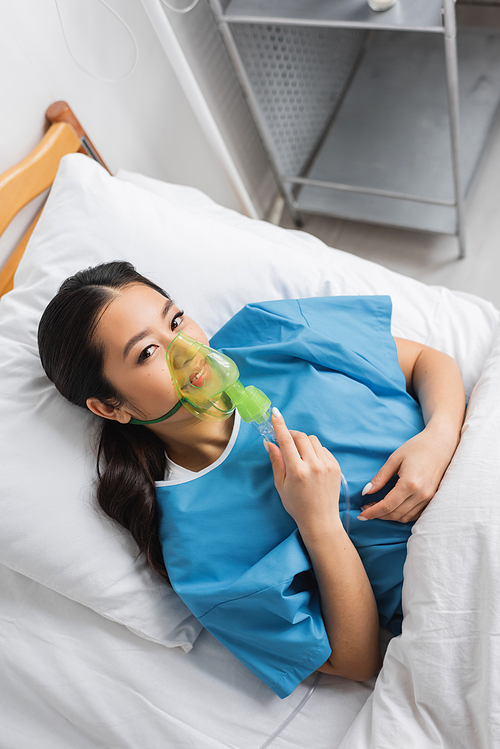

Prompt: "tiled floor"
[279,8,500,310]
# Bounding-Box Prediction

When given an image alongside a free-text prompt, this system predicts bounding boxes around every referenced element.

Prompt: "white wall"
[0,0,252,267]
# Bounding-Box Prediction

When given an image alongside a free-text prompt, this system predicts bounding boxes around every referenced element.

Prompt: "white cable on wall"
[54,0,199,84]
[159,0,201,13]
[54,0,140,83]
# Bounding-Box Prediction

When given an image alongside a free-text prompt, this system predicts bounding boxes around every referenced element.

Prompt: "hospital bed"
[1,103,499,749]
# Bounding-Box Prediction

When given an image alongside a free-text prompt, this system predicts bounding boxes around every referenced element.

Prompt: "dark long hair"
[38,261,170,583]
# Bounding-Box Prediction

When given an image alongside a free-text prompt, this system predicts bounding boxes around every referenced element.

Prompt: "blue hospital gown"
[155,296,425,698]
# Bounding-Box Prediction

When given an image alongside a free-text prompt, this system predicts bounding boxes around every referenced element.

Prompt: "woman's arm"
[358,339,466,523]
[266,409,382,681]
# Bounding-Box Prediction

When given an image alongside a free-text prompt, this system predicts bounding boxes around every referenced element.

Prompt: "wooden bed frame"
[0,102,109,298]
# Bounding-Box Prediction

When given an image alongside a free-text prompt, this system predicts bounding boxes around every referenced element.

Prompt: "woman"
[38,261,465,698]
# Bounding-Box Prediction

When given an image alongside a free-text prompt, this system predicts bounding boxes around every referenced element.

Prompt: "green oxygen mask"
[168,332,277,441]
[129,332,278,443]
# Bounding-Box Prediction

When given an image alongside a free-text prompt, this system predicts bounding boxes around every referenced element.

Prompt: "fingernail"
[263,439,270,453]
[272,407,282,420]
[361,482,372,496]
[357,515,369,522]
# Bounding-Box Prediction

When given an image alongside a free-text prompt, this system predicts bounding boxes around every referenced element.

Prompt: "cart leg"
[291,208,304,229]
[443,0,466,259]
[281,188,304,228]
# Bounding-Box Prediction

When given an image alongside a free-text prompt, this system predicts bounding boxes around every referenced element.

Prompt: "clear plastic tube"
[252,414,279,446]
[340,471,351,535]
[257,672,321,749]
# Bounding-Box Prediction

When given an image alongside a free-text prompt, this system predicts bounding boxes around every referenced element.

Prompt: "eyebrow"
[122,298,173,361]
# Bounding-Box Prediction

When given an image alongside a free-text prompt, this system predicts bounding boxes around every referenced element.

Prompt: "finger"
[302,433,328,463]
[308,435,340,470]
[289,430,318,462]
[264,439,286,484]
[308,434,325,459]
[371,496,427,524]
[271,408,302,463]
[358,480,414,521]
[398,500,428,524]
[362,451,402,497]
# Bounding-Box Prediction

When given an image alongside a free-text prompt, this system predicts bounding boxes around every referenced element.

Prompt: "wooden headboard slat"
[0,122,81,237]
[0,211,41,298]
[0,102,109,300]
[46,101,109,172]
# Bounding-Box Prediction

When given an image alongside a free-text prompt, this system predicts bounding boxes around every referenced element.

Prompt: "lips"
[189,360,210,388]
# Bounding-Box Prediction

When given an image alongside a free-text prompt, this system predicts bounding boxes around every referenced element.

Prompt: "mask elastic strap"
[129,400,184,425]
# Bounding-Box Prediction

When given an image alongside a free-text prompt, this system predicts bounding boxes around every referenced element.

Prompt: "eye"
[138,344,157,364]
[171,310,185,331]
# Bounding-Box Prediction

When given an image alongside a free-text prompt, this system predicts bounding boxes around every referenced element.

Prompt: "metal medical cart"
[208,0,500,257]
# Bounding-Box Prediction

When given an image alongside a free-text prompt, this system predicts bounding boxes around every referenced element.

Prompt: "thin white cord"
[160,0,200,13]
[54,0,139,83]
[258,673,321,749]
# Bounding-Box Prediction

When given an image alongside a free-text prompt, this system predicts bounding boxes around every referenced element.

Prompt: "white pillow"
[0,154,497,650]
[116,166,499,397]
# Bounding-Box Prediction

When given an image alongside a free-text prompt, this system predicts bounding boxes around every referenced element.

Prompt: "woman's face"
[94,283,208,423]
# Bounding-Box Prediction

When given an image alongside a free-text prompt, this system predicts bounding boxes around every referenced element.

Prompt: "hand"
[358,425,458,523]
[265,408,342,539]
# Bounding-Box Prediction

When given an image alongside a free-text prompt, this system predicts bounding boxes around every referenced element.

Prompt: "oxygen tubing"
[257,672,321,749]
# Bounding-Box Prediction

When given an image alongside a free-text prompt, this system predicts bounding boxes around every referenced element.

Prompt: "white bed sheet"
[339,322,500,749]
[0,562,374,749]
[1,156,499,748]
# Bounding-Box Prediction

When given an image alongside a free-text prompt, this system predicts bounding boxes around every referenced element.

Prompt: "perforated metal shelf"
[230,24,367,177]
